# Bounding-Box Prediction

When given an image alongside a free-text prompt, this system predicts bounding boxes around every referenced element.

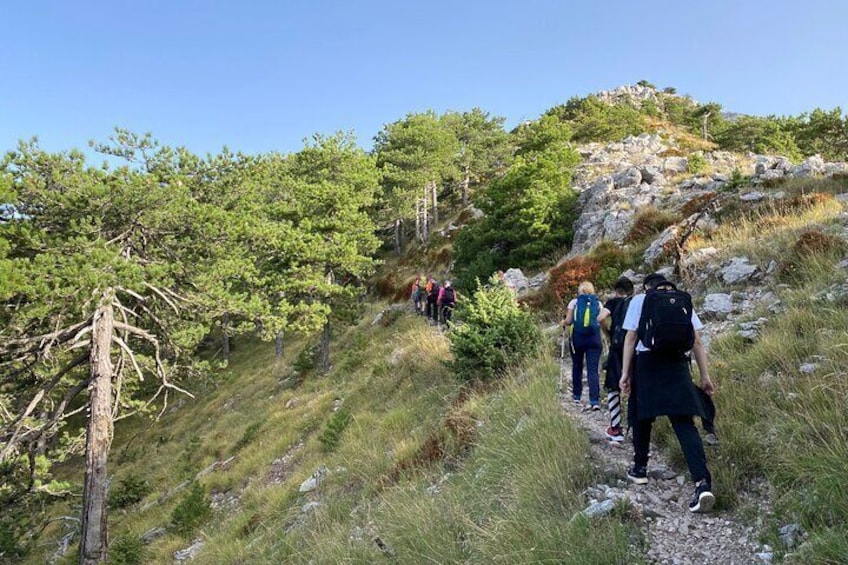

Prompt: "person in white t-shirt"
[619,273,716,513]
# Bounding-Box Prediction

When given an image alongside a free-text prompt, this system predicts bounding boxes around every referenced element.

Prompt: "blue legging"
[571,331,602,404]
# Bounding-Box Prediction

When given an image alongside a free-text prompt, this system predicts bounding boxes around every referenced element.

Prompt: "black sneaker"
[688,480,715,513]
[626,465,648,485]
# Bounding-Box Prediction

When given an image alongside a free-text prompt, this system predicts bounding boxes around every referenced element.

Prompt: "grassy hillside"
[33,302,640,564]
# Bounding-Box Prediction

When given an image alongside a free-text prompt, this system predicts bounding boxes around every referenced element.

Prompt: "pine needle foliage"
[448,279,541,382]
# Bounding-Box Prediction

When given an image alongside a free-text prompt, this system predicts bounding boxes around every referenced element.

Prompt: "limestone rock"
[174,540,205,562]
[721,257,758,284]
[613,166,642,189]
[639,165,665,185]
[663,157,689,174]
[299,465,329,493]
[702,293,734,319]
[643,225,679,266]
[502,268,530,296]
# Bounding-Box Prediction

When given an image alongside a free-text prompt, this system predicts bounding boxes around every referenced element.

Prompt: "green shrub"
[625,206,682,244]
[233,421,263,453]
[448,279,541,382]
[589,240,635,290]
[177,435,202,480]
[108,533,147,565]
[318,407,353,452]
[108,475,152,509]
[688,152,708,175]
[546,95,648,143]
[171,482,212,538]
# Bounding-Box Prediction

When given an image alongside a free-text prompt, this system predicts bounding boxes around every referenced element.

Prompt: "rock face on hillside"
[567,132,848,258]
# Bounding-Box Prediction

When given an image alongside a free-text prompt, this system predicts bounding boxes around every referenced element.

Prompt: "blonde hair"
[578,281,595,295]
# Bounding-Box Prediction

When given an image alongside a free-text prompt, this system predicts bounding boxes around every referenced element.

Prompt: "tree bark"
[80,291,115,565]
[422,185,429,243]
[414,198,421,242]
[221,313,230,362]
[319,322,331,373]
[461,171,470,206]
[275,331,284,358]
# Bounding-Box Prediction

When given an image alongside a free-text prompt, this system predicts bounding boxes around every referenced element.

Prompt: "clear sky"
[2,0,847,157]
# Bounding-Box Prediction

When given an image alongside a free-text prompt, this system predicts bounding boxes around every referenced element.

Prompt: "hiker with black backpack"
[563,281,603,410]
[619,273,716,513]
[426,278,440,323]
[597,276,635,443]
[437,280,457,327]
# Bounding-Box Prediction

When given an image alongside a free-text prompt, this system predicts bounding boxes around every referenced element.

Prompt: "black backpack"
[637,282,695,356]
[428,283,440,299]
[442,287,456,306]
[610,296,633,350]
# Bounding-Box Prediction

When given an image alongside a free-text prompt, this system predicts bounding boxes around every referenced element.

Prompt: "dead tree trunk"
[461,171,471,206]
[275,331,284,358]
[414,198,421,242]
[701,111,712,140]
[430,180,439,229]
[221,313,230,362]
[422,185,429,243]
[394,219,402,255]
[319,322,331,373]
[80,291,115,565]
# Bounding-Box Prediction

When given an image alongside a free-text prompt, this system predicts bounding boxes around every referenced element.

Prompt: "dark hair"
[643,273,668,290]
[613,277,634,295]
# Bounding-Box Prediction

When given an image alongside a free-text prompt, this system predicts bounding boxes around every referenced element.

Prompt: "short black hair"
[613,276,634,295]
[643,273,668,289]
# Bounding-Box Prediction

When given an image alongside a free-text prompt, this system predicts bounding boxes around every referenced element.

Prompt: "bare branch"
[111,335,145,383]
[142,282,180,314]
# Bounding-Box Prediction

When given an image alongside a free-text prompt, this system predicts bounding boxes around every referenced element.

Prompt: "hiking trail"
[558,354,773,565]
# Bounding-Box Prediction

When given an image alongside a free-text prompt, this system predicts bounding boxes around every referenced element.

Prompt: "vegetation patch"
[170,482,213,538]
[625,206,683,244]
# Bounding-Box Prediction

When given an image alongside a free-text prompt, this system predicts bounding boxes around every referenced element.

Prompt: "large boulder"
[639,165,665,185]
[643,225,679,267]
[789,155,825,178]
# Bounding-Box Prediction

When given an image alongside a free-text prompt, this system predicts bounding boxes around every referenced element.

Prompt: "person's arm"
[563,306,574,327]
[691,331,714,395]
[597,307,612,335]
[619,330,638,394]
[437,287,444,305]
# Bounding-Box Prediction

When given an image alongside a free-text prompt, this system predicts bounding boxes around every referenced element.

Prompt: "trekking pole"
[559,329,566,392]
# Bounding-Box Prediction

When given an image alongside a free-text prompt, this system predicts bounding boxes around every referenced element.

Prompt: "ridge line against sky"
[2,0,847,158]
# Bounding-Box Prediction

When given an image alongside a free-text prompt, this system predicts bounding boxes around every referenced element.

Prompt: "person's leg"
[631,417,654,469]
[668,415,711,485]
[444,306,452,327]
[586,339,602,406]
[608,390,622,428]
[570,338,585,402]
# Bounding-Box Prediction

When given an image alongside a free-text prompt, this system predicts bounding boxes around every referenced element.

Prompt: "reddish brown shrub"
[680,192,719,218]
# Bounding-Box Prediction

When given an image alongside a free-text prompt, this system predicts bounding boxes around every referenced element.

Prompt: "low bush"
[588,240,635,290]
[318,407,353,452]
[108,475,152,509]
[448,279,541,382]
[171,482,212,538]
[232,421,263,453]
[688,152,708,175]
[778,229,847,282]
[108,533,147,565]
[625,206,682,244]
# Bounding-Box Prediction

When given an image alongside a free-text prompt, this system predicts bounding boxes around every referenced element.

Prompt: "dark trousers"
[570,331,602,404]
[632,415,711,484]
[426,298,438,320]
[441,305,453,326]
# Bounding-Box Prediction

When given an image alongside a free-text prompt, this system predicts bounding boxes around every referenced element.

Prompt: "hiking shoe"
[704,432,719,446]
[688,480,715,513]
[590,403,601,412]
[572,397,582,406]
[627,465,648,485]
[606,426,624,443]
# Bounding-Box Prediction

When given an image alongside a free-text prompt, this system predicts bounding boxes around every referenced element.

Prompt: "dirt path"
[559,357,770,565]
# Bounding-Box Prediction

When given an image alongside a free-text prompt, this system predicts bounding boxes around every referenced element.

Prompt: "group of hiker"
[563,273,718,514]
[410,275,457,326]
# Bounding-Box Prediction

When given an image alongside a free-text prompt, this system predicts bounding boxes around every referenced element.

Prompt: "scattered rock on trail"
[701,293,734,319]
[721,257,759,285]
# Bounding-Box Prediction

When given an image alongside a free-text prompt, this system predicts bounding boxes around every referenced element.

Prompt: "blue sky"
[2,0,847,158]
